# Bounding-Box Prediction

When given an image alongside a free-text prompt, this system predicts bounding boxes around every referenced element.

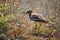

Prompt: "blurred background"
[0,0,60,40]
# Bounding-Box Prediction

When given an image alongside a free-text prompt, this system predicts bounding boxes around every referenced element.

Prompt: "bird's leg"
[33,22,37,33]
[39,23,41,33]
[34,22,37,33]
[36,22,41,33]
[36,22,38,33]
[36,22,40,33]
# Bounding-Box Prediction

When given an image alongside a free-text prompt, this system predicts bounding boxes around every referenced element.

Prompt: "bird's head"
[26,10,32,16]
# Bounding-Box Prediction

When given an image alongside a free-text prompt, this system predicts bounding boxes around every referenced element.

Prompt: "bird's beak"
[22,12,28,14]
[22,12,26,14]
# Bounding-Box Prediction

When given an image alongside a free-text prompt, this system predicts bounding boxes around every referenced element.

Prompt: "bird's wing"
[30,15,40,19]
[32,13,46,20]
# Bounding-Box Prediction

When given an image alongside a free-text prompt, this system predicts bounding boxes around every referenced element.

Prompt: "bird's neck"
[29,13,31,17]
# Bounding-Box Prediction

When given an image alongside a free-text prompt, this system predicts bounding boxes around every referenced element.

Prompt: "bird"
[26,10,48,23]
[25,10,48,36]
